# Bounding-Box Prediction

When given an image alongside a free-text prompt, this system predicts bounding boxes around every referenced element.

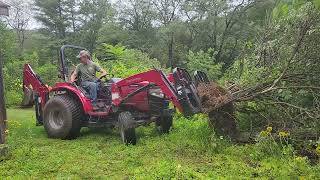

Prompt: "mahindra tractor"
[22,45,208,145]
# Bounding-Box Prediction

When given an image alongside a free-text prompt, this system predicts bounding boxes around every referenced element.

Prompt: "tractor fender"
[50,83,92,113]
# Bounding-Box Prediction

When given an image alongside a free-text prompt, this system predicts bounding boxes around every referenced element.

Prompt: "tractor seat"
[108,78,122,83]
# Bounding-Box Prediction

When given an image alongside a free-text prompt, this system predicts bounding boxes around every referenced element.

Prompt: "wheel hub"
[48,110,64,130]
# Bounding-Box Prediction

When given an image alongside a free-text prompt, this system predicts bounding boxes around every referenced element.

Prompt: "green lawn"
[0,108,319,179]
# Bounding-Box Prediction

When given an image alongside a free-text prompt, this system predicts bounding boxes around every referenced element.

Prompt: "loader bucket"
[21,86,34,107]
[194,71,209,87]
[172,68,202,116]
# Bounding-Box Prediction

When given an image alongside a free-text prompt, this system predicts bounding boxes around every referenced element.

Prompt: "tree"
[151,0,184,68]
[183,0,269,67]
[115,0,157,52]
[78,0,113,51]
[33,0,71,63]
[6,0,31,54]
[33,0,113,61]
[117,0,155,31]
[34,0,70,40]
[97,23,130,45]
[64,0,79,33]
[0,23,15,62]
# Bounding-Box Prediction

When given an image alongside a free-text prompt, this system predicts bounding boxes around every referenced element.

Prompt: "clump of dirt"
[197,82,239,140]
[197,82,233,113]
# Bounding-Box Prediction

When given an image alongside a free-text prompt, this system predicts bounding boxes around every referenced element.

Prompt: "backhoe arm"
[23,64,49,108]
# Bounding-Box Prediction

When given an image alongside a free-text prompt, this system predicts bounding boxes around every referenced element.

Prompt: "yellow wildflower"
[278,131,290,138]
[260,130,270,137]
[266,126,272,132]
[295,156,305,162]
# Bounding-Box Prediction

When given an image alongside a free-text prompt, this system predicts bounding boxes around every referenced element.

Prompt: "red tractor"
[22,45,207,145]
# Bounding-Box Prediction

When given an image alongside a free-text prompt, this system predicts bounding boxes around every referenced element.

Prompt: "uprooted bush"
[197,82,238,140]
[197,2,320,162]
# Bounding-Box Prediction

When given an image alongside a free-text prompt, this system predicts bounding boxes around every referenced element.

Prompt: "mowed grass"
[0,109,319,179]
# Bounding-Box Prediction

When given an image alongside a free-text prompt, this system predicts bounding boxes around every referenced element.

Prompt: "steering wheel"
[98,73,115,82]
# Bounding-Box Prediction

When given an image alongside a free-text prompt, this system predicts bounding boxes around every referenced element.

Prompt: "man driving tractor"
[70,50,107,109]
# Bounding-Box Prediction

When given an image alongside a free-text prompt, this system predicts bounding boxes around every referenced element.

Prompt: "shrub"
[36,64,59,86]
[186,49,223,80]
[3,61,24,107]
[95,44,164,78]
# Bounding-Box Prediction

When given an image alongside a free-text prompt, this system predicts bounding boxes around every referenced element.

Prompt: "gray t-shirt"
[75,61,102,82]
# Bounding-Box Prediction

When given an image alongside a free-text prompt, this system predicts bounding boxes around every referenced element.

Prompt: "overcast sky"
[2,0,117,30]
[2,0,39,29]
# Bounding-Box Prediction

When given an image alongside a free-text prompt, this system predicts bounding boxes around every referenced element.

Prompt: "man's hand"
[70,72,77,83]
[98,68,108,79]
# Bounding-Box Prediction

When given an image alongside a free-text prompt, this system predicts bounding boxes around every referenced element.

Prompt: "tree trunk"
[58,0,66,39]
[0,50,7,144]
[18,29,25,53]
[213,11,217,51]
[71,12,76,33]
[168,32,174,69]
[0,144,8,158]
[71,4,76,33]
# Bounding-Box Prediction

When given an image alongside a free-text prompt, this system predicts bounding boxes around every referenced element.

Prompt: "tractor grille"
[149,93,168,115]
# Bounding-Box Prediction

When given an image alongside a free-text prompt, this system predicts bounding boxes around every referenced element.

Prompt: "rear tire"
[118,112,136,145]
[43,95,82,139]
[156,115,173,134]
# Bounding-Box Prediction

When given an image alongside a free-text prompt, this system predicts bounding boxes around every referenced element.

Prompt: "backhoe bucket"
[194,71,209,87]
[21,85,34,107]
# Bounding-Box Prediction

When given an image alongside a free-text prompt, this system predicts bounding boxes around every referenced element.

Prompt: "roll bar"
[59,45,88,82]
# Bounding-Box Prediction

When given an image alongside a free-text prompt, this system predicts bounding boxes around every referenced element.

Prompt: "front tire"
[118,112,136,145]
[156,115,173,134]
[43,95,82,139]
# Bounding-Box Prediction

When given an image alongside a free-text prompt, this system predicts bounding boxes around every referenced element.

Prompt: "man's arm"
[94,63,107,79]
[70,65,79,83]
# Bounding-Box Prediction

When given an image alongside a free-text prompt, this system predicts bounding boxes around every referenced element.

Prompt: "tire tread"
[43,95,82,139]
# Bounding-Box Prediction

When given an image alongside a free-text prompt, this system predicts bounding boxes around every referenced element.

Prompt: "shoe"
[96,102,105,108]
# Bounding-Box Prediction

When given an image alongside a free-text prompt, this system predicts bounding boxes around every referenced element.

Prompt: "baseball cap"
[76,50,91,59]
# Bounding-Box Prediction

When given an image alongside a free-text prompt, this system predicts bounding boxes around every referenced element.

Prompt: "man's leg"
[89,82,98,105]
[81,81,98,105]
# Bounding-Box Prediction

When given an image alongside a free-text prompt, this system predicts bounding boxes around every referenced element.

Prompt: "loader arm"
[23,64,49,108]
[112,69,201,116]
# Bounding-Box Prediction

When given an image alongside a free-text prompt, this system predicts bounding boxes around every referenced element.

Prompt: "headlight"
[149,88,164,98]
